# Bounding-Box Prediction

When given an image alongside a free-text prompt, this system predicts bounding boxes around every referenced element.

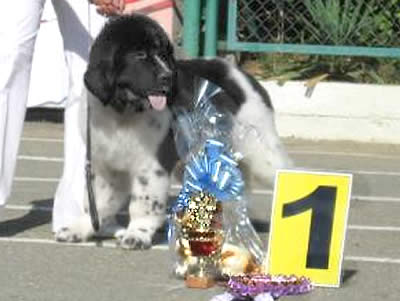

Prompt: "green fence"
[226,0,400,57]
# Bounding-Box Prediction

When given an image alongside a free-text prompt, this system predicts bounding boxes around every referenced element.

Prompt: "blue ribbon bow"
[174,139,244,212]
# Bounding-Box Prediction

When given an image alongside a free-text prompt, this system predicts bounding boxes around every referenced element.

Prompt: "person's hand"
[91,0,125,16]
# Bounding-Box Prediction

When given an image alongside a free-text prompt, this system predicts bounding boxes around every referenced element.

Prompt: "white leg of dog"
[55,169,129,242]
[119,164,170,250]
[54,212,94,243]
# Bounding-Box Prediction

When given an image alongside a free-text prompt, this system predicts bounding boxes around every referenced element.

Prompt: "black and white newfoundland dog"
[55,14,292,249]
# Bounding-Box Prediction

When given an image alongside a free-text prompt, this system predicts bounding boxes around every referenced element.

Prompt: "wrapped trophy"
[169,79,265,288]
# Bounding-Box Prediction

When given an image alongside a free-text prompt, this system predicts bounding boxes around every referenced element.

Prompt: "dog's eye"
[132,51,147,59]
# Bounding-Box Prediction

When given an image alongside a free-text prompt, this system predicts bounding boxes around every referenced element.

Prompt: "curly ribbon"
[174,139,244,212]
[226,274,313,299]
[172,79,225,160]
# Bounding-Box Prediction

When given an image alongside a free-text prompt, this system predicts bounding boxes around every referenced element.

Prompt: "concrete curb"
[261,81,400,144]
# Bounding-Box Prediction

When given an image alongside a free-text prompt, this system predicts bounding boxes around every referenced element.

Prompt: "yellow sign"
[264,170,352,287]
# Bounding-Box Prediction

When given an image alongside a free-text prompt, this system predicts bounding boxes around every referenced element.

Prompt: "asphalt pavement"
[0,120,399,301]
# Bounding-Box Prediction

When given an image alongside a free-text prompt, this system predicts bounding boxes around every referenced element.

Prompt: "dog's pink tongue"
[148,95,167,111]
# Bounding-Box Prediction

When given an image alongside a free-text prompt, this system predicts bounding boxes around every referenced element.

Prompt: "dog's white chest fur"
[89,97,172,172]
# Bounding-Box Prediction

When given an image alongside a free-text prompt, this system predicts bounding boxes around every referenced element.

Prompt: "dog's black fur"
[85,15,175,111]
[84,15,272,114]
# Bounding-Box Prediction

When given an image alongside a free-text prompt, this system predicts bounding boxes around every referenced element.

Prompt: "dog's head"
[84,15,176,113]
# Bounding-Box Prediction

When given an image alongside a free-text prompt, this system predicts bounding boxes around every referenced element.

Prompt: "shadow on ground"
[0,199,53,236]
[342,269,358,285]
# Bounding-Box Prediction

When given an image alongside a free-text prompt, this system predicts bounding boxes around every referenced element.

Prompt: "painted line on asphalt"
[15,152,400,177]
[294,167,400,176]
[14,177,59,183]
[0,237,399,264]
[0,237,167,250]
[20,136,400,160]
[173,185,400,202]
[351,195,400,202]
[10,179,400,203]
[348,225,400,232]
[356,170,400,176]
[0,237,116,248]
[5,204,53,212]
[333,170,400,176]
[344,256,400,264]
[22,137,63,143]
[15,153,400,176]
[291,150,399,160]
[18,155,63,162]
[5,205,400,232]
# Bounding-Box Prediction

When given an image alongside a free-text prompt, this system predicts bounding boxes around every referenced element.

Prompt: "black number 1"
[282,186,337,269]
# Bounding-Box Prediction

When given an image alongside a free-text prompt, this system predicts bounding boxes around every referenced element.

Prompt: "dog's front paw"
[118,228,152,250]
[55,227,85,243]
[54,215,94,243]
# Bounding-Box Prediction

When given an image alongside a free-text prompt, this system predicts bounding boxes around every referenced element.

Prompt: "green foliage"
[303,0,375,45]
[242,53,400,85]
[369,0,400,45]
[237,0,400,84]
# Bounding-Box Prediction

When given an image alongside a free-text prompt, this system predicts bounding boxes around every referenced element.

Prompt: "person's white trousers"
[0,0,105,231]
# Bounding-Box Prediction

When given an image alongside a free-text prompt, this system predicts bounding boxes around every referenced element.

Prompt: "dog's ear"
[84,62,115,106]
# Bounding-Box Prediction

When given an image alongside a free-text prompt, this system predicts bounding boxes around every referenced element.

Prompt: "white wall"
[262,81,400,144]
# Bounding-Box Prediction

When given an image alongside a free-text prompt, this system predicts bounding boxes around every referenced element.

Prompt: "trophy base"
[185,275,215,289]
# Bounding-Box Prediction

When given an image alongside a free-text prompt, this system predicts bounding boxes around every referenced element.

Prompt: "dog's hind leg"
[119,163,170,250]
